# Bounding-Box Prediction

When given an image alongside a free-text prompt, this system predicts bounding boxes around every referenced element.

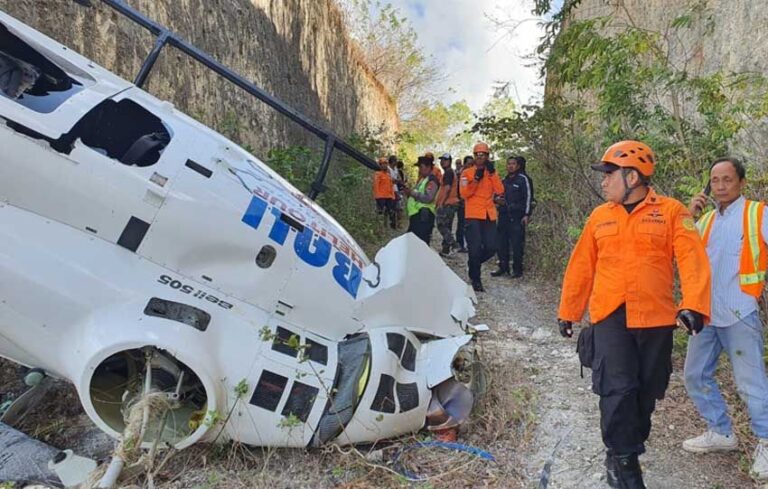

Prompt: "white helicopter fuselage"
[0,9,480,449]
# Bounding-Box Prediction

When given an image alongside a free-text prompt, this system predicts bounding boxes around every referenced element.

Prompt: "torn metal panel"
[50,450,97,488]
[422,335,474,388]
[355,233,476,337]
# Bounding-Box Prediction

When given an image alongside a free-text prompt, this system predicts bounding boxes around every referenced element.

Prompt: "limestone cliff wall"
[565,0,768,77]
[0,0,399,156]
[549,0,768,155]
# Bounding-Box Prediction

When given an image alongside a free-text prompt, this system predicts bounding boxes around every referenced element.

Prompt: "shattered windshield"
[0,23,84,113]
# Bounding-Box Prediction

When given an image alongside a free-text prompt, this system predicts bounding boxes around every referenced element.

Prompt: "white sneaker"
[682,430,739,453]
[752,439,768,480]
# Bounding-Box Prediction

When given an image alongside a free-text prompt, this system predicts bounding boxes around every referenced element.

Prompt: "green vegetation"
[264,128,399,254]
[339,0,444,119]
[475,0,768,278]
[339,0,476,164]
[398,100,474,162]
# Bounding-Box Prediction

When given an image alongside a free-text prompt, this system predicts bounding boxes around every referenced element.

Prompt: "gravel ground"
[440,247,755,489]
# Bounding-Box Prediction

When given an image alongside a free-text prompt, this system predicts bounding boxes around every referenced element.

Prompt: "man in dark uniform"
[492,156,534,278]
[455,155,473,252]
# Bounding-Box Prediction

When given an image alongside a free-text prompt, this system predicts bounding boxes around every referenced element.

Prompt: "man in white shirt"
[388,155,403,225]
[683,157,768,479]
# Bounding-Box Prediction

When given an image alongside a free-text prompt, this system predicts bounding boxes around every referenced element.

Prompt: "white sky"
[386,0,549,111]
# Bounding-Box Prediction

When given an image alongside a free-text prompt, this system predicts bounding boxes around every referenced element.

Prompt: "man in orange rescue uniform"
[558,141,711,488]
[460,142,504,292]
[373,157,396,228]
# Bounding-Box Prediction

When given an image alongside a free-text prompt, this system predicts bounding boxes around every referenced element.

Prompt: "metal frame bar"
[84,0,380,199]
[134,31,169,88]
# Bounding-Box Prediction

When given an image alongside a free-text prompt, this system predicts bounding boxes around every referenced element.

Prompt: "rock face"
[552,0,768,154]
[0,0,399,156]
[561,0,768,91]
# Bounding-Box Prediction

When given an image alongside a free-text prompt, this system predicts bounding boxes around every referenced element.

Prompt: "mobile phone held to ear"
[704,181,711,196]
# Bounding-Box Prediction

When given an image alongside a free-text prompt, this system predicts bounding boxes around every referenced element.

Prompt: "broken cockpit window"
[0,21,171,166]
[52,98,172,167]
[0,23,83,113]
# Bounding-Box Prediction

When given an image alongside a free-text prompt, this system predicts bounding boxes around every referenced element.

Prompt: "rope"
[392,440,496,481]
[84,391,171,488]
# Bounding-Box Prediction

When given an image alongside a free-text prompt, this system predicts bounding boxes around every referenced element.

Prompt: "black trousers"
[375,198,396,228]
[465,218,497,283]
[456,202,466,247]
[407,208,435,246]
[592,305,674,455]
[497,213,526,274]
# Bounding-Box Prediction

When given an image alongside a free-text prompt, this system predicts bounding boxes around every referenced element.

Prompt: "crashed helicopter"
[0,0,486,453]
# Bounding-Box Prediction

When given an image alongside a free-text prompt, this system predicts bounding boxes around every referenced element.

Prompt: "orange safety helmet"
[592,140,656,177]
[473,142,490,154]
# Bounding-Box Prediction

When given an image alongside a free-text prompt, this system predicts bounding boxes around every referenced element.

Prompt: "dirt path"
[441,250,754,489]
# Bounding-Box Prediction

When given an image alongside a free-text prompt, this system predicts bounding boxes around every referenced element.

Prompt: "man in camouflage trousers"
[436,153,460,256]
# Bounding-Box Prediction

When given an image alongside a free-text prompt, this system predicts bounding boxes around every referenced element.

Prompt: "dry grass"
[152,345,536,488]
[0,340,537,488]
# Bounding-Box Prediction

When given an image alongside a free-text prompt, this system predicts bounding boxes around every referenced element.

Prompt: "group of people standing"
[374,139,768,487]
[558,140,768,488]
[372,142,535,292]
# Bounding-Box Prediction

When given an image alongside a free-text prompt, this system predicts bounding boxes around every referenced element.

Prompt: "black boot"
[472,281,485,292]
[611,453,646,489]
[490,268,509,277]
[605,453,619,488]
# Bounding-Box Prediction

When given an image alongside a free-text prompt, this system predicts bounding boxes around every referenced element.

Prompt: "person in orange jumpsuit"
[372,157,396,228]
[460,142,504,291]
[557,140,711,488]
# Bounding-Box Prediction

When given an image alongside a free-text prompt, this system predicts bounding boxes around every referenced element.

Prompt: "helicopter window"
[281,381,319,422]
[401,340,417,372]
[52,99,171,167]
[396,382,419,412]
[312,334,370,446]
[255,245,277,268]
[370,374,396,414]
[271,326,299,357]
[249,370,288,412]
[0,23,83,113]
[305,338,328,365]
[386,333,405,358]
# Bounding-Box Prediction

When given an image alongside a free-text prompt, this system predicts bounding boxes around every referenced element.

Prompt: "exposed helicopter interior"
[53,98,172,167]
[0,23,82,112]
[0,19,172,167]
[89,347,208,446]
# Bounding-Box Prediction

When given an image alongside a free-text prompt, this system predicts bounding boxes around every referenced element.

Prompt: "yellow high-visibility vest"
[697,199,767,297]
[406,176,436,217]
